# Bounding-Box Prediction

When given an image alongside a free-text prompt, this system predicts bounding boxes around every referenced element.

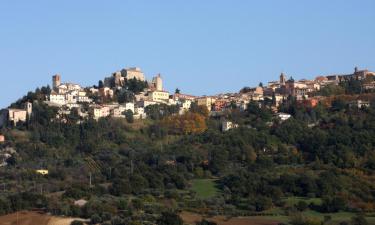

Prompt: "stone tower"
[280,72,287,85]
[52,74,61,89]
[152,74,163,91]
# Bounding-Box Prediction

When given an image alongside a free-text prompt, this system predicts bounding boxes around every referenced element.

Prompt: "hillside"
[0,78,375,225]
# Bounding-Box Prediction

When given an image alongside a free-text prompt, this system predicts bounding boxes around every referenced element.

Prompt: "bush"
[90,214,102,224]
[156,211,183,225]
[70,221,84,225]
[351,214,368,225]
[296,201,308,211]
[196,219,218,225]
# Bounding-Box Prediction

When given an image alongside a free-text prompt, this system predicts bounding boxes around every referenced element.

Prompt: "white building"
[276,113,291,121]
[49,93,66,105]
[124,102,135,113]
[222,121,239,132]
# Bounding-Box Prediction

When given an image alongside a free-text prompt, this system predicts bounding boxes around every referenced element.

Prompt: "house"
[8,109,27,124]
[300,98,319,108]
[36,170,49,175]
[91,105,110,120]
[49,92,66,105]
[148,90,170,102]
[213,100,228,111]
[196,97,216,111]
[276,113,291,121]
[124,102,135,113]
[222,120,238,132]
[349,100,370,108]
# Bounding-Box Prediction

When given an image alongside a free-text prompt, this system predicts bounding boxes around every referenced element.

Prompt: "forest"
[1,82,375,225]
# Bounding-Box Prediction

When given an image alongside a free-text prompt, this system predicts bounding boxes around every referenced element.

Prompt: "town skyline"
[1,65,373,109]
[1,1,374,108]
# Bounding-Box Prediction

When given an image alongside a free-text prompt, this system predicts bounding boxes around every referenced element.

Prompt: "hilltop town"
[0,66,375,224]
[1,66,374,129]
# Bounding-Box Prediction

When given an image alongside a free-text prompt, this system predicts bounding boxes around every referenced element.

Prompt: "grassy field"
[190,179,219,199]
[283,196,322,206]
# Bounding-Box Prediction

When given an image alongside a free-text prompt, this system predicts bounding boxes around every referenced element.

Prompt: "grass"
[190,179,219,199]
[283,196,322,206]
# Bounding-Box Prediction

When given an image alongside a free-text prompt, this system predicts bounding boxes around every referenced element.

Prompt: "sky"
[0,0,375,108]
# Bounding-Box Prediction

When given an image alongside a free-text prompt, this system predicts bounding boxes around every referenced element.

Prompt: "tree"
[351,214,368,225]
[125,110,134,123]
[196,219,217,225]
[156,211,183,225]
[259,82,263,87]
[98,80,104,88]
[175,88,181,94]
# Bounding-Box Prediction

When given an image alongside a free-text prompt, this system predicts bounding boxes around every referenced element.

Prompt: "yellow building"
[149,90,170,102]
[196,97,216,111]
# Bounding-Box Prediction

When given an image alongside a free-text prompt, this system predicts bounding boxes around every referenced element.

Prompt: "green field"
[283,196,322,206]
[190,179,219,199]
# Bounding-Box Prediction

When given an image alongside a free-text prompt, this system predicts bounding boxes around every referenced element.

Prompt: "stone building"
[8,109,27,125]
[121,67,145,81]
[52,74,61,89]
[196,97,216,111]
[151,74,163,91]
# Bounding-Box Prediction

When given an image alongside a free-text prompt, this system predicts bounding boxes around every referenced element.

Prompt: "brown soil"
[180,211,281,225]
[0,211,85,225]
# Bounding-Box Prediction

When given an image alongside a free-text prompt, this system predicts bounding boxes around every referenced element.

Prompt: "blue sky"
[1,0,374,108]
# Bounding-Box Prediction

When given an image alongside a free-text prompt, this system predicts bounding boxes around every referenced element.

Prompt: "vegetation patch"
[191,179,219,199]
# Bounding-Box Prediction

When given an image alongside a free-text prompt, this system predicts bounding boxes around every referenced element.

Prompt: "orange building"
[300,98,319,108]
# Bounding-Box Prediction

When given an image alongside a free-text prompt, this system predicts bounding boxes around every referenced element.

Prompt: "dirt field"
[0,211,86,225]
[180,211,281,225]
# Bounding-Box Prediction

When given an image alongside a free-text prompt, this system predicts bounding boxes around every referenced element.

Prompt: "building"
[134,107,147,119]
[52,74,61,89]
[280,72,287,85]
[196,97,216,111]
[172,93,197,101]
[276,113,291,121]
[99,87,114,98]
[36,170,49,175]
[121,67,145,81]
[222,121,238,132]
[349,100,370,108]
[104,71,125,88]
[124,102,135,113]
[151,74,163,91]
[8,109,27,124]
[91,106,110,120]
[138,100,158,108]
[213,100,228,111]
[49,92,66,105]
[363,81,375,90]
[300,98,319,108]
[149,90,170,102]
